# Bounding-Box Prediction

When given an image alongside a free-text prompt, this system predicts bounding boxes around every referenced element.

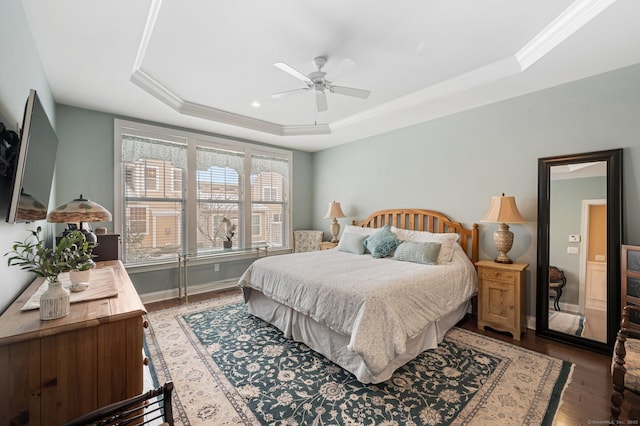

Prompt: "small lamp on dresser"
[480,193,526,264]
[47,194,112,244]
[324,201,346,243]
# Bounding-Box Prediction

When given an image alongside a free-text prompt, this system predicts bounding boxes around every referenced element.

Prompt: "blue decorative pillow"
[363,225,400,258]
[338,233,367,255]
[393,241,441,265]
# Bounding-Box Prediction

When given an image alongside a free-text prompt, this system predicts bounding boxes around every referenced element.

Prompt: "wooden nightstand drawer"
[481,269,515,282]
[321,241,338,250]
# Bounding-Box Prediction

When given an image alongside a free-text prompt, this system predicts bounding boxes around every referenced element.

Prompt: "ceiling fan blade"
[316,91,328,112]
[274,62,313,85]
[330,85,371,99]
[271,88,309,99]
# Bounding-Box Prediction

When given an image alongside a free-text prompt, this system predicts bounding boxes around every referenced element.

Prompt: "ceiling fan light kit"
[272,56,371,112]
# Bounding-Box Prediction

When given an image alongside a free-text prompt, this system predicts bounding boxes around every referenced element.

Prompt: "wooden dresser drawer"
[481,269,515,282]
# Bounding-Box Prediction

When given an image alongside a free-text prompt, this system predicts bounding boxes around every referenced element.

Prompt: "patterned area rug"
[144,295,573,425]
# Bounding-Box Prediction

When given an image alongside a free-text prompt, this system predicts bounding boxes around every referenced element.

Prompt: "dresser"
[0,260,147,425]
[622,245,640,332]
[476,260,528,341]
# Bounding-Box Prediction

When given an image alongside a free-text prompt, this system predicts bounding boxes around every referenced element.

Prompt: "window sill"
[124,247,292,274]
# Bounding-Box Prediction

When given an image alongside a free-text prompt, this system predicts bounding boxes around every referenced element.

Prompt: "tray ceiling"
[21,0,640,151]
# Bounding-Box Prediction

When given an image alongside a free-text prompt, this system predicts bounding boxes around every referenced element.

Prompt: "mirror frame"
[536,148,623,354]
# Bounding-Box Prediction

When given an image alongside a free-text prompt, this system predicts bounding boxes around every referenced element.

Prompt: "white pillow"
[337,233,367,255]
[340,225,378,238]
[391,227,459,264]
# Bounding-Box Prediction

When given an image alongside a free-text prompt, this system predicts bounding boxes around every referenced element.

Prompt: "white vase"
[69,269,91,292]
[40,279,70,320]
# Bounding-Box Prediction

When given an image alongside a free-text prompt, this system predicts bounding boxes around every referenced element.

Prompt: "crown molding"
[516,0,617,70]
[332,57,521,131]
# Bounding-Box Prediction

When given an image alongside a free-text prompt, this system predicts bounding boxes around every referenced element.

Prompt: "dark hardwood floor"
[145,289,640,425]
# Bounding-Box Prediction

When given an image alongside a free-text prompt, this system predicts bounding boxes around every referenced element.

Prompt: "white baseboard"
[527,315,536,331]
[139,277,240,304]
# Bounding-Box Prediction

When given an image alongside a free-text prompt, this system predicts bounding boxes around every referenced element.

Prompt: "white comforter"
[237,245,477,375]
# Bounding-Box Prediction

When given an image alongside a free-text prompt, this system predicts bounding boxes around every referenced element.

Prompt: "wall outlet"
[567,246,579,254]
[569,235,581,243]
[214,263,220,272]
[595,254,606,261]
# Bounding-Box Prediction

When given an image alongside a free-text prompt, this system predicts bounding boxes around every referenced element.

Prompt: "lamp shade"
[480,194,526,224]
[47,194,112,223]
[324,201,346,219]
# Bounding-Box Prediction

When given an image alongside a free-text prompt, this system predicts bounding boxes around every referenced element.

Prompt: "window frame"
[114,119,293,268]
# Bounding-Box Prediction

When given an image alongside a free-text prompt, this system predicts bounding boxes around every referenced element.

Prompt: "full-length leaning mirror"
[536,149,623,354]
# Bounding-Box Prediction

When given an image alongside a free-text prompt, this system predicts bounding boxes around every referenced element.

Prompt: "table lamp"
[324,201,346,243]
[47,194,112,244]
[480,194,526,264]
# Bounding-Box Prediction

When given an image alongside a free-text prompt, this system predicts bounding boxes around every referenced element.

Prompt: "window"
[115,120,292,266]
[262,187,278,201]
[128,206,148,234]
[252,214,261,236]
[171,168,182,193]
[251,154,288,247]
[195,146,243,251]
[145,166,158,191]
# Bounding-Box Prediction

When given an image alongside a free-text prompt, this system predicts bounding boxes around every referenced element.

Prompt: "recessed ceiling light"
[251,101,261,108]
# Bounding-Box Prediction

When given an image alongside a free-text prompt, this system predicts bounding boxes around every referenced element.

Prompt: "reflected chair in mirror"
[293,230,323,253]
[610,305,640,421]
[64,382,174,426]
[549,266,567,311]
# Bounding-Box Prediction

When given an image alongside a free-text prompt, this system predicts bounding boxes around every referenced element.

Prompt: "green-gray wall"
[312,63,640,319]
[0,0,57,312]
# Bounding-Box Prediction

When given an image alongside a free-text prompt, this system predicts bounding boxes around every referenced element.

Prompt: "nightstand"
[476,260,529,341]
[320,241,338,250]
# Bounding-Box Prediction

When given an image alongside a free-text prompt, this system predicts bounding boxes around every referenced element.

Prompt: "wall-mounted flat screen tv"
[6,89,59,223]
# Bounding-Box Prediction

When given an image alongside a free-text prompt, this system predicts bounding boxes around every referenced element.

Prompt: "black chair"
[64,382,174,426]
[549,266,567,311]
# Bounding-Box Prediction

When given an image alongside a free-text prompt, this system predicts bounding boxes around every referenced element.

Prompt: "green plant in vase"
[66,230,97,292]
[5,227,96,319]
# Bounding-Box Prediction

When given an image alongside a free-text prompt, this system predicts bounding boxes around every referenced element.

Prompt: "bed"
[238,209,479,383]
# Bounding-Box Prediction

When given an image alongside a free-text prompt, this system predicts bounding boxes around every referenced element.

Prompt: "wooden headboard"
[356,208,479,264]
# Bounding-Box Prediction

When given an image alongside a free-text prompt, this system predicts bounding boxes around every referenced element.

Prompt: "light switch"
[567,246,579,254]
[569,235,581,243]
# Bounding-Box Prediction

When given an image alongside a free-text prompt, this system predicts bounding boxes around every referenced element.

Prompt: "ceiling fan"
[271,56,371,112]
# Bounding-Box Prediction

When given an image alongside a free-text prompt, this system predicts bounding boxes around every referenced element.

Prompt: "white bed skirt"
[244,289,470,384]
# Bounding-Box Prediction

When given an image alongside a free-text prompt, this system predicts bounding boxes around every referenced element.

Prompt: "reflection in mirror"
[548,161,607,343]
[537,149,622,354]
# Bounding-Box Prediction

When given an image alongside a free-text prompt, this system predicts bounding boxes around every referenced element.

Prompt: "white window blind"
[120,135,187,264]
[250,153,289,248]
[195,146,244,251]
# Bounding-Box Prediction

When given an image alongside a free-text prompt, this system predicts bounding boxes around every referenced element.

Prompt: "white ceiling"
[21,0,640,152]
